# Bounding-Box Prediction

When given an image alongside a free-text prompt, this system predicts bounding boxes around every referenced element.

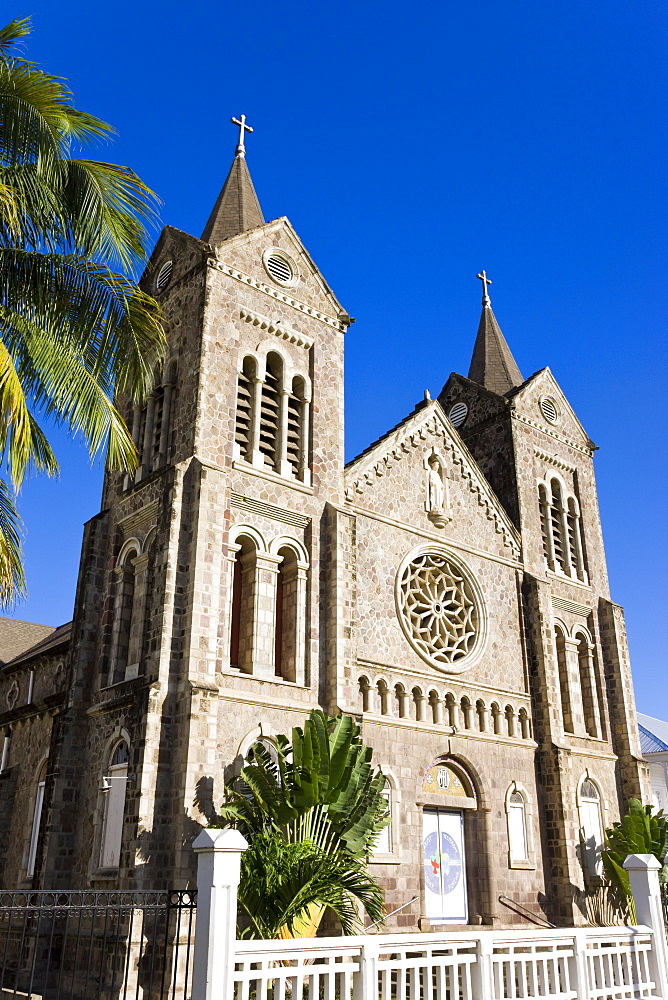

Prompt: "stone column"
[299,398,311,485]
[250,377,264,468]
[277,388,292,479]
[126,552,150,679]
[563,636,587,736]
[293,559,309,685]
[157,381,174,468]
[252,551,282,679]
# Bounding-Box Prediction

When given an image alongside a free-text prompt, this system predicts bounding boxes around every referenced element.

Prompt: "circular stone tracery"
[396,549,483,672]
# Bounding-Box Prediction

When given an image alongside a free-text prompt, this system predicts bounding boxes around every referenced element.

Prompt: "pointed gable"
[345,400,521,558]
[509,367,595,452]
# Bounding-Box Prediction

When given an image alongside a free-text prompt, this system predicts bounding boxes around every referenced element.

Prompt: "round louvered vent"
[539,396,559,424]
[156,260,173,291]
[449,402,468,428]
[263,248,297,286]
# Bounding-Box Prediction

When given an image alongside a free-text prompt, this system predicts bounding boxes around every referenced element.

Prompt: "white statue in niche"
[424,450,451,528]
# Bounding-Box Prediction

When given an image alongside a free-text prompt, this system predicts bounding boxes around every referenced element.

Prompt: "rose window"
[396,549,483,671]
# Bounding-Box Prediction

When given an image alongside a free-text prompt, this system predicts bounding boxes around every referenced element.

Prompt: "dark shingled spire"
[201,115,264,244]
[468,273,523,394]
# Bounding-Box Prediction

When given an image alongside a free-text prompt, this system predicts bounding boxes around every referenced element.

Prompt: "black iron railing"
[661,881,667,928]
[0,888,196,1000]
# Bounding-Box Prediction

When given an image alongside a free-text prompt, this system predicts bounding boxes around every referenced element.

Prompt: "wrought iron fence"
[661,880,668,927]
[0,888,196,1000]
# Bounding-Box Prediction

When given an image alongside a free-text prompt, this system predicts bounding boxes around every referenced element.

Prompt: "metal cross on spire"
[476,270,492,303]
[231,114,253,158]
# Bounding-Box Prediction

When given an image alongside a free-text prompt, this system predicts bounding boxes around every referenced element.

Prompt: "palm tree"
[0,18,165,605]
[214,710,389,936]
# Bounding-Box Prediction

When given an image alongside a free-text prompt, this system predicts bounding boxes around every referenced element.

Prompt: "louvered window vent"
[264,249,296,286]
[448,402,468,428]
[539,396,559,424]
[156,260,173,291]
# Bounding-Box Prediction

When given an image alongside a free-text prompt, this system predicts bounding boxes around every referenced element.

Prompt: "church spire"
[467,271,523,395]
[201,114,265,244]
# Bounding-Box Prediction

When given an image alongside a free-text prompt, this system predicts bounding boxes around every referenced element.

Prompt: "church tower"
[438,274,649,921]
[39,117,352,888]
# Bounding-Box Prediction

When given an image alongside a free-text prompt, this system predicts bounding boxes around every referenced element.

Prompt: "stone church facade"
[0,126,649,929]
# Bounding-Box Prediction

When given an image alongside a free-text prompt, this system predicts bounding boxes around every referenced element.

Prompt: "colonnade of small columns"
[358,675,532,739]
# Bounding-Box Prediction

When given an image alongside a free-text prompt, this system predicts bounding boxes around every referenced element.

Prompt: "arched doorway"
[421,758,477,924]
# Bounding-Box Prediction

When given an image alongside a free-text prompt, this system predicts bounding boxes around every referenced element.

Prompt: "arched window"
[505,705,516,738]
[259,353,282,469]
[110,544,143,684]
[506,786,529,864]
[577,633,601,738]
[428,690,442,725]
[578,778,604,876]
[27,761,48,878]
[554,624,574,734]
[100,740,130,870]
[394,684,407,718]
[286,376,306,477]
[127,363,175,485]
[229,536,258,674]
[372,777,394,857]
[491,702,502,735]
[275,546,298,681]
[142,536,159,668]
[518,708,531,740]
[461,697,473,730]
[538,477,588,582]
[550,481,567,572]
[445,693,458,728]
[235,356,256,461]
[412,687,425,722]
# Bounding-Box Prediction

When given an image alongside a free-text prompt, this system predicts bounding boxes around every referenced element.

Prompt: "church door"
[422,809,468,923]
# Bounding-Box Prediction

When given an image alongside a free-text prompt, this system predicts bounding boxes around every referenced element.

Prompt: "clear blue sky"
[8,1,667,716]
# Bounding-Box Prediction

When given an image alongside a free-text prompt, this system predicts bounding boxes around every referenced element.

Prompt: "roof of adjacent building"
[201,154,265,245]
[637,712,668,754]
[0,619,71,670]
[468,299,524,395]
[0,616,58,667]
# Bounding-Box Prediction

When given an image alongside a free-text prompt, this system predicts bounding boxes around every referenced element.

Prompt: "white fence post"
[353,938,379,1000]
[624,853,668,998]
[191,827,248,1000]
[572,929,590,1000]
[473,933,494,1000]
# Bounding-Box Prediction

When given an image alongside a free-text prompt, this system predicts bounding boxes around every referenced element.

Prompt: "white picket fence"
[190,830,668,1000]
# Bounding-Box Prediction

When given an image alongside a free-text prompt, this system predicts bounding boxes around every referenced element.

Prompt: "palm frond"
[0,476,24,605]
[0,19,30,59]
[0,335,58,485]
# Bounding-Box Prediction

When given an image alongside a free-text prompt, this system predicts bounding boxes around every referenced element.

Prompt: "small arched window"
[394,684,407,718]
[27,761,48,878]
[554,624,574,734]
[577,633,601,738]
[359,676,372,713]
[229,535,258,674]
[538,477,588,582]
[286,376,306,477]
[579,777,604,877]
[235,356,256,461]
[111,545,141,684]
[372,777,394,857]
[100,740,130,870]
[550,481,566,572]
[506,787,529,864]
[259,353,282,469]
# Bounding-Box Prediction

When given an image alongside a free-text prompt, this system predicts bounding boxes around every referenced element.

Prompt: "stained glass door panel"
[422,809,468,923]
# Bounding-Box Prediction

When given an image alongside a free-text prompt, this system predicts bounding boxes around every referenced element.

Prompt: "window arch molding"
[228,523,267,552]
[268,535,309,563]
[254,339,312,398]
[117,536,143,567]
[504,781,535,870]
[233,726,281,777]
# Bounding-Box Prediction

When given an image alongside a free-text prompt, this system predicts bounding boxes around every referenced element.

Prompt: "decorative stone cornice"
[230,492,310,528]
[345,405,521,556]
[534,449,576,473]
[514,411,593,456]
[239,307,313,349]
[551,596,592,618]
[117,500,160,535]
[209,259,347,332]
